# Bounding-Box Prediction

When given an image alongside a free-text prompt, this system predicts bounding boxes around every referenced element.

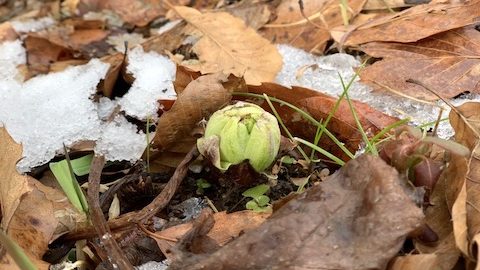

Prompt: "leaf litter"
[0,0,480,269]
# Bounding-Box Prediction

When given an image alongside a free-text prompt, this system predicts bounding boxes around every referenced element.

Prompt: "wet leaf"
[168,155,424,270]
[335,0,480,46]
[261,0,366,53]
[171,6,283,85]
[360,26,480,100]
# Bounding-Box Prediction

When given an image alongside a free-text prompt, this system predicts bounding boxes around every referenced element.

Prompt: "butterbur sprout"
[197,102,281,172]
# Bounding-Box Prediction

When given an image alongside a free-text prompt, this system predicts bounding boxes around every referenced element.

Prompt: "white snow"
[0,41,176,172]
[118,46,176,120]
[11,17,55,33]
[95,116,146,162]
[0,40,25,80]
[275,44,480,139]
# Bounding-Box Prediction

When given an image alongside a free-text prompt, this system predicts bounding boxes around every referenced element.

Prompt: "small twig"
[133,146,199,222]
[65,147,199,241]
[298,0,329,30]
[87,156,134,270]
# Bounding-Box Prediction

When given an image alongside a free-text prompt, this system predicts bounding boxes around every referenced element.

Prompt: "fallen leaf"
[168,155,424,269]
[0,128,85,269]
[0,128,32,229]
[154,210,269,258]
[24,35,74,74]
[359,26,480,100]
[152,73,246,152]
[261,0,366,53]
[363,0,415,10]
[389,254,448,269]
[247,83,399,161]
[222,1,271,30]
[0,22,17,42]
[335,0,480,46]
[171,6,283,85]
[79,0,165,26]
[449,102,480,264]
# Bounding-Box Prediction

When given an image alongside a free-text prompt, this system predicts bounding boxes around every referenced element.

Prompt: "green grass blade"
[294,137,345,166]
[338,74,378,155]
[50,150,91,213]
[263,94,310,162]
[70,154,93,176]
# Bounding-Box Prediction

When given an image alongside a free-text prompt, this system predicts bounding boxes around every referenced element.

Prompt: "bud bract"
[197,102,281,172]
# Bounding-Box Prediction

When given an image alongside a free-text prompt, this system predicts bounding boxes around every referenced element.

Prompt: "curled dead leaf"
[168,155,423,269]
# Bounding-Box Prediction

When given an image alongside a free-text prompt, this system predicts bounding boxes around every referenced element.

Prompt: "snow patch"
[275,44,480,139]
[0,41,176,172]
[95,116,146,162]
[11,17,56,33]
[118,46,176,120]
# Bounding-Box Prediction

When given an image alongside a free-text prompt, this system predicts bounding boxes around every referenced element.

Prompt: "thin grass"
[263,94,310,162]
[233,92,355,159]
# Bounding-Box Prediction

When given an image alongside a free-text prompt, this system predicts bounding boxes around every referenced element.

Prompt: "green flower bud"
[197,102,281,172]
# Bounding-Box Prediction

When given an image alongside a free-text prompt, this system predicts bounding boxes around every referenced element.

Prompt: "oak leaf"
[171,6,282,85]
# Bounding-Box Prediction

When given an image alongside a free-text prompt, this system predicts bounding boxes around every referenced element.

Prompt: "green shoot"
[369,118,411,145]
[242,184,271,213]
[310,72,358,160]
[291,175,310,193]
[0,230,37,270]
[294,137,345,166]
[50,150,91,213]
[417,117,449,129]
[196,178,211,195]
[263,94,310,162]
[338,73,378,155]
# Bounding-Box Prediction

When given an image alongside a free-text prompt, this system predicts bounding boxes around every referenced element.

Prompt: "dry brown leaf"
[24,35,74,74]
[247,83,399,161]
[0,22,17,42]
[0,128,33,229]
[154,210,269,258]
[261,0,366,53]
[359,26,480,100]
[169,155,424,270]
[389,254,446,269]
[222,1,271,30]
[363,0,414,10]
[152,73,246,152]
[449,102,480,264]
[171,6,282,85]
[0,128,84,269]
[335,0,480,46]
